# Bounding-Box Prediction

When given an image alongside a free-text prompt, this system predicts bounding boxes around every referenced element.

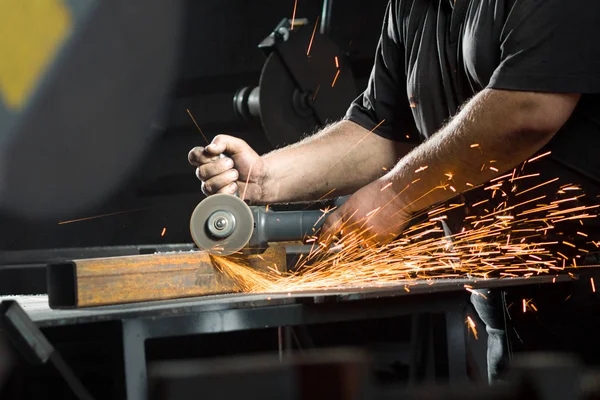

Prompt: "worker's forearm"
[385,89,579,214]
[261,120,414,203]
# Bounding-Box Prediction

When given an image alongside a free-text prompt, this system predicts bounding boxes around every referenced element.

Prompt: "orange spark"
[381,182,393,191]
[515,178,560,197]
[510,173,540,182]
[334,56,339,68]
[470,144,479,148]
[331,69,341,87]
[489,166,499,172]
[291,0,298,30]
[325,120,384,174]
[186,109,209,144]
[527,151,552,163]
[466,316,478,339]
[577,231,588,237]
[471,199,488,208]
[161,227,166,237]
[312,85,321,101]
[58,207,148,225]
[592,278,596,293]
[306,16,320,56]
[415,166,429,173]
[522,299,526,313]
[366,207,381,217]
[562,241,576,248]
[241,162,255,201]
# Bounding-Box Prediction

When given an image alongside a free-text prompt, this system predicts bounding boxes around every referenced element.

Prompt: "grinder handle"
[249,208,328,249]
[262,209,327,243]
[250,196,349,249]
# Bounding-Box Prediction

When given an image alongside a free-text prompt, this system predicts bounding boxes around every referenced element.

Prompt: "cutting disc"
[190,194,254,256]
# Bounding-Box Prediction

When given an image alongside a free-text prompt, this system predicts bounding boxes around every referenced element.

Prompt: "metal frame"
[4,273,590,399]
[117,291,469,400]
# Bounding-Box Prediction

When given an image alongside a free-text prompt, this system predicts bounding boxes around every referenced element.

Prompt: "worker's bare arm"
[189,120,414,204]
[322,89,580,241]
[388,89,580,214]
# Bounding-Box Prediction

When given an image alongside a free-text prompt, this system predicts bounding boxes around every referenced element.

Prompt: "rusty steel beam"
[47,246,286,309]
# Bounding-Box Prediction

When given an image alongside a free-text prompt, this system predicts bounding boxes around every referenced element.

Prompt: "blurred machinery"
[0,0,384,251]
[0,0,184,219]
[232,16,357,148]
[148,352,600,400]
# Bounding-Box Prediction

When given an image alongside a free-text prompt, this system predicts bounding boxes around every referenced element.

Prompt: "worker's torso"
[396,0,600,192]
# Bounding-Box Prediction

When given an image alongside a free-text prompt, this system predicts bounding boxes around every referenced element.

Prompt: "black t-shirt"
[346,0,600,191]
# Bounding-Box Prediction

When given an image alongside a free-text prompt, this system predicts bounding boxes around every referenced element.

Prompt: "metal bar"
[47,246,286,308]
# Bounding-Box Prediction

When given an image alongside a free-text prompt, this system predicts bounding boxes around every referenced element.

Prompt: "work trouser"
[472,279,600,383]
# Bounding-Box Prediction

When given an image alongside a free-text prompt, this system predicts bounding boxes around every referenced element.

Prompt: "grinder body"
[190,194,339,255]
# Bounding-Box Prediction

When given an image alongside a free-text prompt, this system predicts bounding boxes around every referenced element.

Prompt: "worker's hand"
[188,135,268,202]
[320,178,410,248]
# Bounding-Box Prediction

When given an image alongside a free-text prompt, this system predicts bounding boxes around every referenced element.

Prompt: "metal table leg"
[445,304,469,383]
[122,319,148,400]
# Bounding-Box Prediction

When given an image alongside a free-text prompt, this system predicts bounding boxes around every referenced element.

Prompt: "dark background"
[0,0,389,251]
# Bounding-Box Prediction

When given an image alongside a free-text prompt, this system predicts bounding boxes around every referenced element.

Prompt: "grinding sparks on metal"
[214,153,599,295]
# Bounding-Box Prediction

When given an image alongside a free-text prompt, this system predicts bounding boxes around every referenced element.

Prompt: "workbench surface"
[1,274,569,328]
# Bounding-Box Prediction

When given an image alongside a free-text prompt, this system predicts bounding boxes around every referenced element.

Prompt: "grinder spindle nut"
[207,211,236,238]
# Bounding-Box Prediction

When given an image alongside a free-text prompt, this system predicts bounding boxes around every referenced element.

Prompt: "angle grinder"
[190,194,337,256]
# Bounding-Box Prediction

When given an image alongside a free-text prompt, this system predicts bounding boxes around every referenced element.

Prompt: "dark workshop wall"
[0,0,388,251]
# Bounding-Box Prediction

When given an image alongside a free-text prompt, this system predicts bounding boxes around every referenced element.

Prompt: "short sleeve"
[488,0,600,93]
[344,0,420,143]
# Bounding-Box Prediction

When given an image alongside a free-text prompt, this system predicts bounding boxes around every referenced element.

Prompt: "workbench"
[1,274,571,400]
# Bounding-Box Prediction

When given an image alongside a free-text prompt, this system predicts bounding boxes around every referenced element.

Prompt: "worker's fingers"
[204,135,251,158]
[200,170,239,196]
[196,156,234,181]
[188,146,219,166]
[216,182,238,195]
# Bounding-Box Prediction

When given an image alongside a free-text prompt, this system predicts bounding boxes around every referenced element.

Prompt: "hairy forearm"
[385,89,579,214]
[261,120,414,203]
